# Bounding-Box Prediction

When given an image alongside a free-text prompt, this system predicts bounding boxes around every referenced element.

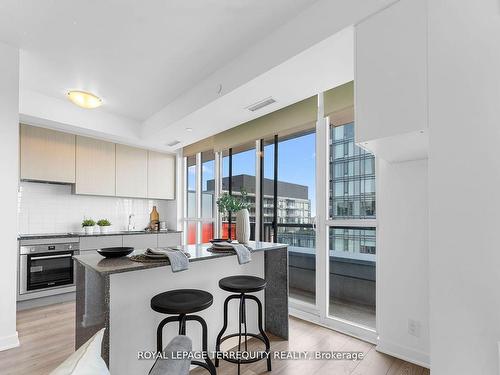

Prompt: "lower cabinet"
[122,234,158,249]
[78,232,182,253]
[158,233,182,247]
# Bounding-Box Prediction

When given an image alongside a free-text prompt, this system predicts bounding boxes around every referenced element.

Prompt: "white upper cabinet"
[20,125,176,199]
[75,136,116,196]
[147,151,175,200]
[355,0,428,161]
[115,144,148,198]
[20,124,76,183]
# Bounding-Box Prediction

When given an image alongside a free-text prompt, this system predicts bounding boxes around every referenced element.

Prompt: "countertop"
[18,230,182,241]
[73,241,288,275]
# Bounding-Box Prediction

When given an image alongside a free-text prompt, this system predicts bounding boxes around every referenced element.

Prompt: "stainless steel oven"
[18,237,79,300]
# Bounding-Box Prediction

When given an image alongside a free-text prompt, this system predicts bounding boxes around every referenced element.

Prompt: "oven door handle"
[30,254,73,260]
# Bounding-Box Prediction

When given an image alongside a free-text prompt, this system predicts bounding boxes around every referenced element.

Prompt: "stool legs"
[246,295,271,371]
[156,314,216,375]
[187,315,216,375]
[215,293,272,374]
[215,294,240,367]
[156,316,179,352]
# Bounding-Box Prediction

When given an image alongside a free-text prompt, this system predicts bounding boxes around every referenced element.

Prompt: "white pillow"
[50,328,109,375]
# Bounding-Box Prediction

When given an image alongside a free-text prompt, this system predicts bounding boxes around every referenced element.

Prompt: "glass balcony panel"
[186,221,197,245]
[328,226,376,329]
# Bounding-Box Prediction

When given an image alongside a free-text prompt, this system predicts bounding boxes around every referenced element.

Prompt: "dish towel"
[225,242,252,265]
[146,248,189,272]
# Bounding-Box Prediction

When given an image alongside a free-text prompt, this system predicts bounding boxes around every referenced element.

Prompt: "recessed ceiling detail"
[247,97,277,112]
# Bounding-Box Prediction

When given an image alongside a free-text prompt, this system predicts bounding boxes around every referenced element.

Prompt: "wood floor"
[0,302,74,375]
[0,301,429,375]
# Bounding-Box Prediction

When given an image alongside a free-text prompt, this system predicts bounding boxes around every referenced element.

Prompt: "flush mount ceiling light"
[67,90,102,109]
[185,127,193,132]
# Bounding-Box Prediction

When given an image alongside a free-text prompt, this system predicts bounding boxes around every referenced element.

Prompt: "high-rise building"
[329,122,376,255]
[209,174,312,225]
[330,123,376,219]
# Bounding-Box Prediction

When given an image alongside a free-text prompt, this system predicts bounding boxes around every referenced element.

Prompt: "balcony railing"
[219,221,375,327]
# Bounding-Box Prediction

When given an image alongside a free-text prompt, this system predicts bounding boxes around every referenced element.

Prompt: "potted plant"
[97,219,112,234]
[81,218,96,235]
[216,190,251,244]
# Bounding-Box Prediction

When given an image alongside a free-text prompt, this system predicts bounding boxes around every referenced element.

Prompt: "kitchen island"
[73,241,288,375]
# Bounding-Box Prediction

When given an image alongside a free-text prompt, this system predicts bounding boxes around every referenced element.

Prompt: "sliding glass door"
[276,132,317,307]
[260,117,377,339]
[182,106,376,341]
[256,132,318,308]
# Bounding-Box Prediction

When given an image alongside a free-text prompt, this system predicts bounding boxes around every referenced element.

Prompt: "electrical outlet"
[408,319,421,337]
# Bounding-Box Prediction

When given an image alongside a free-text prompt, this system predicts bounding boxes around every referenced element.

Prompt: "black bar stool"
[215,275,271,374]
[151,289,216,375]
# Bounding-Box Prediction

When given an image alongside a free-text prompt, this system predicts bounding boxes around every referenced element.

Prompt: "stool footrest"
[221,354,269,365]
[218,332,267,345]
[217,333,270,365]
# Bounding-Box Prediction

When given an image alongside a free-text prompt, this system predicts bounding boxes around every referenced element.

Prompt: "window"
[201,151,215,243]
[330,123,375,220]
[275,131,317,305]
[185,156,197,244]
[221,144,257,241]
[186,155,196,219]
[328,121,376,329]
[201,151,215,219]
[183,152,217,245]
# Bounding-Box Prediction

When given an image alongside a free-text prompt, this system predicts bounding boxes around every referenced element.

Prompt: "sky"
[222,133,316,216]
[192,133,317,216]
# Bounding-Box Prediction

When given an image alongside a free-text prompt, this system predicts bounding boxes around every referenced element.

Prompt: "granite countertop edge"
[73,242,288,276]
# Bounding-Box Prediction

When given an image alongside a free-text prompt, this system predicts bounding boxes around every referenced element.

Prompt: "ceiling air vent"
[247,97,277,112]
[166,140,180,147]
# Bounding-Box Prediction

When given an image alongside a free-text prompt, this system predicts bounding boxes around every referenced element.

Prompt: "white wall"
[0,41,20,351]
[18,182,177,234]
[428,0,500,374]
[376,159,429,367]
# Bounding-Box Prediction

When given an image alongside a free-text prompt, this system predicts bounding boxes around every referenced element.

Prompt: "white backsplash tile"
[18,181,176,234]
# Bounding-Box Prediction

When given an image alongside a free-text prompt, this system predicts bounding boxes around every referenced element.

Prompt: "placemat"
[129,252,191,264]
[206,245,253,254]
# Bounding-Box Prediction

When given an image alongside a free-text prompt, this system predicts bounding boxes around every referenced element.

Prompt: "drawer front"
[157,233,182,248]
[79,236,123,250]
[122,234,158,249]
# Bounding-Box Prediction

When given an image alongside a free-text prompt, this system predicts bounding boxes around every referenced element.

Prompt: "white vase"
[99,226,109,234]
[84,226,94,235]
[235,209,251,244]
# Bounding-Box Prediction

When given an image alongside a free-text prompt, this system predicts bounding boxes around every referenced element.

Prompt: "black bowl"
[209,238,229,244]
[97,247,134,258]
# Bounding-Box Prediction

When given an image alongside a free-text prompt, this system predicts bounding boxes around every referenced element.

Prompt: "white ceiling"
[0,0,395,152]
[0,0,317,121]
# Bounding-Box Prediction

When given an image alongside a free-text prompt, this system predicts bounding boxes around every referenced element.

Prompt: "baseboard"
[17,291,75,311]
[0,332,19,352]
[376,339,430,369]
